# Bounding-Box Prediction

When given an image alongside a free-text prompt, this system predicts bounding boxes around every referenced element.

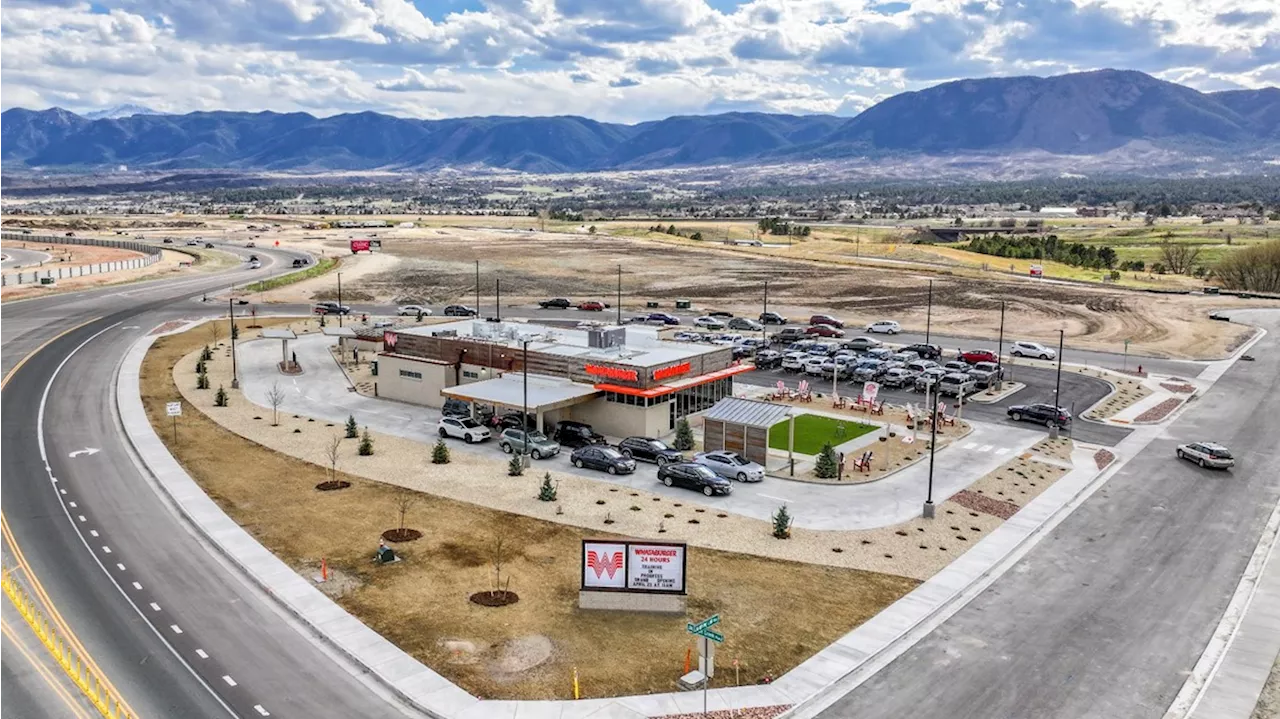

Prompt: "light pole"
[1054,329,1065,410]
[925,279,933,344]
[475,260,480,316]
[996,300,1006,390]
[336,272,343,328]
[522,339,530,468]
[616,264,622,326]
[762,279,769,343]
[496,279,501,321]
[924,380,938,519]
[229,297,239,389]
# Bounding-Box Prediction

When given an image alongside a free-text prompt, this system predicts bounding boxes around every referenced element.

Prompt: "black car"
[204,242,215,248]
[313,301,351,315]
[618,436,685,465]
[1007,403,1072,428]
[554,420,607,448]
[292,258,309,267]
[706,310,734,318]
[646,312,680,325]
[539,298,572,309]
[753,349,783,369]
[442,398,471,418]
[444,305,478,317]
[162,238,174,244]
[901,343,942,360]
[571,445,637,474]
[490,411,536,431]
[759,311,788,325]
[657,463,732,496]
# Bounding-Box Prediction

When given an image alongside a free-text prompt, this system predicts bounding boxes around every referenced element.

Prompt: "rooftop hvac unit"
[433,330,458,338]
[588,327,626,349]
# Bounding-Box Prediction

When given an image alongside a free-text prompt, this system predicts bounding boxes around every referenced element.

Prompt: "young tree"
[208,321,222,347]
[345,414,359,439]
[538,472,557,502]
[507,453,525,476]
[394,491,418,531]
[815,443,840,479]
[672,417,694,451]
[588,225,597,235]
[772,504,793,539]
[358,427,374,456]
[324,434,343,483]
[266,382,285,426]
[490,535,510,596]
[214,384,228,406]
[197,367,210,390]
[431,438,451,464]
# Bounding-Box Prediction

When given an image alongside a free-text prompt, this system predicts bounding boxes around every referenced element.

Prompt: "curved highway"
[2,242,414,718]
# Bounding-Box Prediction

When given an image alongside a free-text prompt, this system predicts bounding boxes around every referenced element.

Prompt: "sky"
[2,0,1278,123]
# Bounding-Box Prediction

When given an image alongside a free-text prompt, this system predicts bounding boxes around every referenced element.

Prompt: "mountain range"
[3,70,1277,174]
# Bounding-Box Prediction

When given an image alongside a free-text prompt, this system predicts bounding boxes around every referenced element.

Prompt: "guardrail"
[2,565,134,718]
[1,232,163,287]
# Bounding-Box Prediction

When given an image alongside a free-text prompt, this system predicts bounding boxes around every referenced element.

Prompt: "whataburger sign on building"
[581,539,687,594]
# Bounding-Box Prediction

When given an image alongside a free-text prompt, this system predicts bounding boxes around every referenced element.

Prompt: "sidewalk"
[119,324,1137,719]
[237,333,1044,531]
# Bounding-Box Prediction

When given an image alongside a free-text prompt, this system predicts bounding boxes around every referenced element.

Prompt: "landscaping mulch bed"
[315,480,351,491]
[1160,382,1195,394]
[1134,397,1183,423]
[469,590,519,607]
[950,489,1020,520]
[150,320,188,335]
[1094,450,1116,471]
[659,705,791,719]
[381,528,423,542]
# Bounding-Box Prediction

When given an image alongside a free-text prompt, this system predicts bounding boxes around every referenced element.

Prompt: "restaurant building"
[375,320,751,438]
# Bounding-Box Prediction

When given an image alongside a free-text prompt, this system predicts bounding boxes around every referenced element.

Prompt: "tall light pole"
[475,260,480,316]
[762,279,770,343]
[996,300,1006,390]
[1054,329,1065,410]
[229,296,239,389]
[925,279,933,345]
[496,279,501,321]
[521,339,530,467]
[924,380,938,519]
[616,264,622,326]
[337,272,343,328]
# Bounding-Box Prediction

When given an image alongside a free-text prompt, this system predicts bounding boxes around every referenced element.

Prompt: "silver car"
[499,429,560,459]
[694,450,765,482]
[1176,442,1234,469]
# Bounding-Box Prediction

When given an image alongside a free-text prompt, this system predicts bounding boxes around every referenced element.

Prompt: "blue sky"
[2,0,1278,122]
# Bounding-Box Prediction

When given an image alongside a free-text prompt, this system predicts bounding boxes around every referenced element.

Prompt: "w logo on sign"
[383,331,398,351]
[586,550,623,579]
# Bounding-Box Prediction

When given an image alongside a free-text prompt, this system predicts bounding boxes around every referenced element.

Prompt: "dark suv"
[444,305,477,317]
[772,327,808,344]
[759,311,788,325]
[618,436,685,465]
[539,298,572,309]
[646,312,680,326]
[901,343,942,360]
[554,420,607,448]
[1007,403,1072,428]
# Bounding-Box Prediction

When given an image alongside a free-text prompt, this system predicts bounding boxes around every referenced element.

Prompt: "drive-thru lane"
[811,311,1280,719]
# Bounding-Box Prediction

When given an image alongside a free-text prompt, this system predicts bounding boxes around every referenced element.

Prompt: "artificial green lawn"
[767,413,877,455]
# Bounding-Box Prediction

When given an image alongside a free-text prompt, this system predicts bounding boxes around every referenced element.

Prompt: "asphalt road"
[814,310,1280,719]
[2,244,414,718]
[738,363,1131,447]
[1,247,52,270]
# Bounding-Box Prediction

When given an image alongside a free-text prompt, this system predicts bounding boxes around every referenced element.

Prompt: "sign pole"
[173,414,178,444]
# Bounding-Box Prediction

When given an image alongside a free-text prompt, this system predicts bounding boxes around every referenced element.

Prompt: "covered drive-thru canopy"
[441,373,600,427]
[701,397,791,467]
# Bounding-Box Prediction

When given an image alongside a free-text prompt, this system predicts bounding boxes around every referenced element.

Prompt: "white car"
[1010,341,1056,360]
[694,316,726,330]
[802,356,828,375]
[866,320,901,334]
[398,305,432,316]
[437,417,491,443]
[672,331,701,342]
[781,351,808,372]
[248,260,261,269]
[1176,442,1235,469]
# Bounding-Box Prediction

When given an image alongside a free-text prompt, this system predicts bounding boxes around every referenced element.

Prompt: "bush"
[195,359,206,375]
[431,438,450,464]
[201,345,213,362]
[673,418,695,451]
[538,472,558,502]
[772,504,793,539]
[197,369,210,390]
[358,428,374,456]
[1216,240,1280,292]
[230,323,239,340]
[814,443,839,479]
[1151,262,1167,274]
[345,414,358,439]
[214,385,228,407]
[508,454,525,477]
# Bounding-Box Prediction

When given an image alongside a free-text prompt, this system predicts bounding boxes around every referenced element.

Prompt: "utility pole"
[925,279,933,344]
[996,301,1006,390]
[337,272,343,328]
[229,297,239,389]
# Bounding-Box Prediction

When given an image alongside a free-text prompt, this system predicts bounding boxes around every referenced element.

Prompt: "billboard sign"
[862,381,880,404]
[350,239,372,253]
[582,539,687,594]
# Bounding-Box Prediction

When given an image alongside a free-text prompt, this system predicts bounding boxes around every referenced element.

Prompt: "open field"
[768,414,878,454]
[141,322,921,699]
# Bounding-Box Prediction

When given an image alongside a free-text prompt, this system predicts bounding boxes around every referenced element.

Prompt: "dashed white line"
[996,448,1010,455]
[963,442,978,450]
[101,546,112,554]
[59,489,68,495]
[116,563,126,571]
[149,602,161,612]
[132,582,143,590]
[68,501,76,508]
[170,625,183,635]
[195,649,208,659]
[89,530,99,537]
[77,515,86,522]
[254,705,270,716]
[757,493,792,502]
[979,444,994,452]
[222,675,237,687]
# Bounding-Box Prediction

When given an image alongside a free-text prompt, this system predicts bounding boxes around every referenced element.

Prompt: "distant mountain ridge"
[3,70,1277,173]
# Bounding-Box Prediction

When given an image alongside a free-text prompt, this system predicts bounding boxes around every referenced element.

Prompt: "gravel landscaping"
[1082,372,1154,420]
[1133,397,1184,423]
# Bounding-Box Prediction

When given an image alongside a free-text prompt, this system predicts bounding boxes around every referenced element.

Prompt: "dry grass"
[142,323,918,700]
[1252,655,1280,719]
[1083,376,1154,420]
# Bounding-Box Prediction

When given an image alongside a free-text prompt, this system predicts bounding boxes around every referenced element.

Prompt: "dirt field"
[143,322,920,700]
[0,247,211,301]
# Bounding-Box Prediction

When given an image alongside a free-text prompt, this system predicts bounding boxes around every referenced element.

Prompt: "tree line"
[965,234,1117,269]
[757,217,811,236]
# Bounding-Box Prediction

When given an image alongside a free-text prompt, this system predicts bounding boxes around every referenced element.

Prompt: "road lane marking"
[996,448,1010,455]
[196,649,208,659]
[0,316,103,389]
[222,675,237,687]
[66,501,75,507]
[76,515,85,522]
[979,445,993,452]
[0,619,94,719]
[757,493,792,501]
[131,582,142,590]
[115,563,126,571]
[963,442,978,449]
[101,546,111,554]
[149,602,161,612]
[89,530,98,537]
[59,489,67,495]
[254,704,271,716]
[170,625,183,634]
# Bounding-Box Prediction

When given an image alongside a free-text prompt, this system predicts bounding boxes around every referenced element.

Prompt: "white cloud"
[1,0,1277,122]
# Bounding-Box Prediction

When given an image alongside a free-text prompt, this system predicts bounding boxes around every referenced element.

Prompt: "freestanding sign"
[862,381,880,404]
[580,539,688,613]
[166,402,182,416]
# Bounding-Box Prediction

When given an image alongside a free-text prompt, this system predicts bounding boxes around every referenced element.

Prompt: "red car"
[578,301,605,311]
[960,349,999,364]
[805,324,845,338]
[808,314,844,328]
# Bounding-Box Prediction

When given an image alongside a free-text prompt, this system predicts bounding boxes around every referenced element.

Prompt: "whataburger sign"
[581,539,687,594]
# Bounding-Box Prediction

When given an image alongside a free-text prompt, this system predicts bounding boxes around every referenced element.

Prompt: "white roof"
[441,373,600,410]
[261,328,297,340]
[397,319,720,369]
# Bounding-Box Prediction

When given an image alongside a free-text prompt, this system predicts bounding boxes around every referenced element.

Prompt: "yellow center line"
[1,617,95,719]
[1,316,103,390]
[4,514,139,717]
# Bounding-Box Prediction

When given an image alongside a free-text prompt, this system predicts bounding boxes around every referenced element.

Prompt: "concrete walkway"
[237,333,1045,530]
[120,322,1129,719]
